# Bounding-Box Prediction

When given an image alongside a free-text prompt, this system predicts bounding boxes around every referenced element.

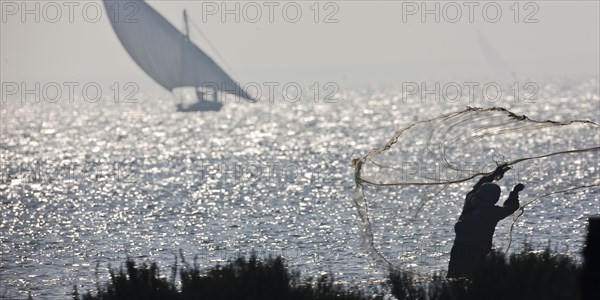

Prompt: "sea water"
[1,77,598,298]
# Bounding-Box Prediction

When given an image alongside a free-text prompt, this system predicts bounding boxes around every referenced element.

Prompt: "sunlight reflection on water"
[1,77,599,298]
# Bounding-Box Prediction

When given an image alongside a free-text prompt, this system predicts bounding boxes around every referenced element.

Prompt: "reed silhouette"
[74,253,374,300]
[73,243,583,300]
[390,245,581,300]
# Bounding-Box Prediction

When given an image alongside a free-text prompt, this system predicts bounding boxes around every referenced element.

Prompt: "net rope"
[352,106,599,275]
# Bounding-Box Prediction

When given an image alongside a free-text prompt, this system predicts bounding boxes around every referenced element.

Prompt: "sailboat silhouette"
[103,0,254,111]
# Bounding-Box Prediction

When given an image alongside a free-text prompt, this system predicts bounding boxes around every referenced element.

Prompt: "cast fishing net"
[352,107,599,273]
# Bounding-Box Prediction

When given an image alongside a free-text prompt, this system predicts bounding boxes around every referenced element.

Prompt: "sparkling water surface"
[1,78,599,298]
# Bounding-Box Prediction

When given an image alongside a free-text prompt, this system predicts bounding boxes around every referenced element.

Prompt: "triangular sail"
[103,0,252,100]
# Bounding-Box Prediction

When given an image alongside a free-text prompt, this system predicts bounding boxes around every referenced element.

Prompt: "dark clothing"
[453,190,519,250]
[447,243,489,278]
[460,173,495,217]
[447,176,520,278]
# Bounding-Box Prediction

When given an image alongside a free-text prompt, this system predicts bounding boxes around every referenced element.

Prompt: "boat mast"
[183,9,190,40]
[183,8,222,103]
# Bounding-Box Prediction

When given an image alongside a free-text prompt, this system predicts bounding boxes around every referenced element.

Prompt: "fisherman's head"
[475,183,501,206]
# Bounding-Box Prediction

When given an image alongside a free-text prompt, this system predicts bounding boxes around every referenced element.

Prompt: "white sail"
[103,0,252,100]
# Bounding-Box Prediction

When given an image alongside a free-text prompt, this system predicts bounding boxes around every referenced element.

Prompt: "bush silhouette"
[388,246,581,300]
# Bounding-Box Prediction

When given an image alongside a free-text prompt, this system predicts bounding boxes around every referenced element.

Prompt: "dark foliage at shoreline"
[74,246,582,300]
[74,253,374,300]
[388,246,581,300]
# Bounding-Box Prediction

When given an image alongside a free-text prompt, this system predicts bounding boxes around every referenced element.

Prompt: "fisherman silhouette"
[447,163,525,278]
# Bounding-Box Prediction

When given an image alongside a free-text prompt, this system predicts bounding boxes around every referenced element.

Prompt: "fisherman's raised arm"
[462,164,512,214]
[491,183,524,220]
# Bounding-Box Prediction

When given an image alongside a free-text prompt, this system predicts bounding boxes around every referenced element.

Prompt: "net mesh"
[352,106,600,273]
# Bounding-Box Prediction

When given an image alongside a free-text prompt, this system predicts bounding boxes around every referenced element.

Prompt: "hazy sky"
[2,1,599,88]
